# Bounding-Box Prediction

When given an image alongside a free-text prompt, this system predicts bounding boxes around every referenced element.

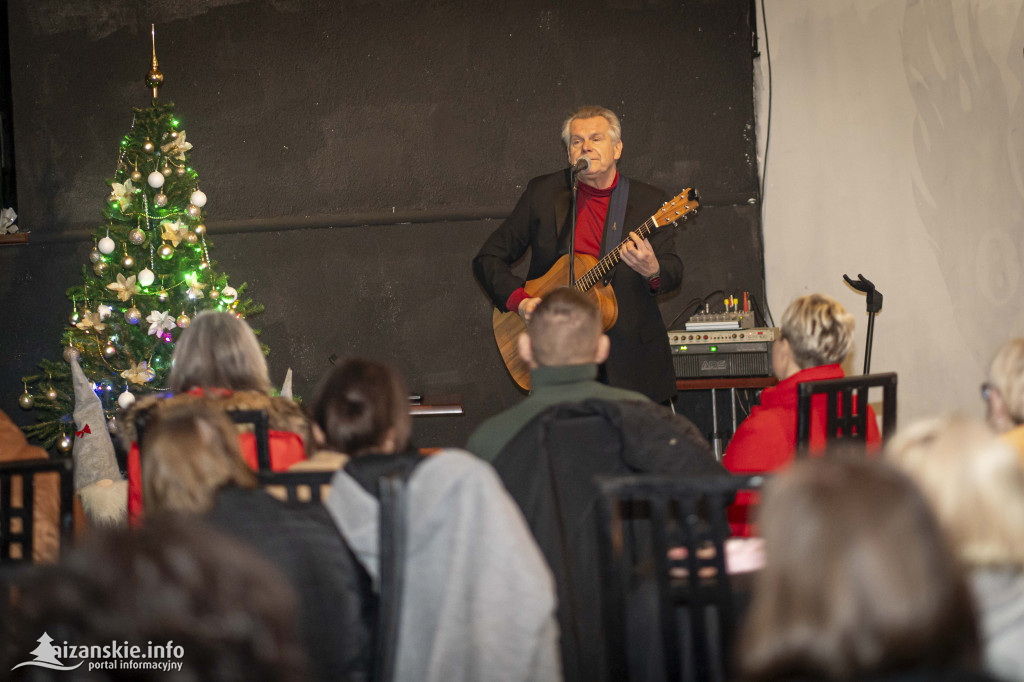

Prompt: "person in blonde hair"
[983,337,1024,459]
[723,293,879,536]
[887,415,1024,681]
[141,401,375,682]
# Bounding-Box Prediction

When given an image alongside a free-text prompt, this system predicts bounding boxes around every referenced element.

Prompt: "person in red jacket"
[122,311,310,523]
[724,293,880,536]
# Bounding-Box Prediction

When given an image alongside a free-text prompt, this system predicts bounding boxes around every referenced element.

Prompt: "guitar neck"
[574,217,657,292]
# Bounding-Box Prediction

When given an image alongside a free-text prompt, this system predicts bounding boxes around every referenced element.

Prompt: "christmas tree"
[18,27,262,451]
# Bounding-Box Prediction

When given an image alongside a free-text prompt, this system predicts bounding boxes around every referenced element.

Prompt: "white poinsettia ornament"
[120,361,154,385]
[160,219,188,247]
[161,131,193,160]
[110,179,134,211]
[185,272,206,299]
[146,310,176,336]
[75,309,107,333]
[106,273,139,301]
[0,207,17,234]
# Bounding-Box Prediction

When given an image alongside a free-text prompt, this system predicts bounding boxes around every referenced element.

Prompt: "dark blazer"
[473,169,683,403]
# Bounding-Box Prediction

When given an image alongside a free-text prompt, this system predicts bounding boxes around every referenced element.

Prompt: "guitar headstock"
[652,188,700,227]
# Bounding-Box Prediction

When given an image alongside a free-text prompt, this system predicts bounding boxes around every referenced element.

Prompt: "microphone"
[571,157,591,175]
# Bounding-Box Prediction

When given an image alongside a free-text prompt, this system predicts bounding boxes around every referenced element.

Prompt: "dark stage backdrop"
[0,0,762,447]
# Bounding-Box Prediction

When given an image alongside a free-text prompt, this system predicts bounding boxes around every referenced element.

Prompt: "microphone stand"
[568,166,580,289]
[843,273,883,374]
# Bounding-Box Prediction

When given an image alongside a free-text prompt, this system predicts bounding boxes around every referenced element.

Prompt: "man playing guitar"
[473,105,683,403]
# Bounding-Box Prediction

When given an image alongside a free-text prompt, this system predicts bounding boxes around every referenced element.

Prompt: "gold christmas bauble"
[187,204,201,218]
[125,307,142,324]
[103,344,117,358]
[154,193,168,207]
[193,224,206,237]
[185,232,198,245]
[128,228,146,245]
[56,435,73,454]
[158,243,174,260]
[69,311,80,325]
[209,290,219,300]
[63,346,81,363]
[45,387,58,401]
[122,254,136,269]
[176,313,191,328]
[162,165,173,177]
[198,260,209,271]
[176,165,186,176]
[93,261,109,276]
[142,139,155,153]
[18,391,34,410]
[130,169,143,183]
[157,290,169,303]
[170,131,178,139]
[89,248,102,263]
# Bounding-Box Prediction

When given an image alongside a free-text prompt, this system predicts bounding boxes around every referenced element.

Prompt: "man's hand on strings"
[620,233,660,278]
[518,296,542,322]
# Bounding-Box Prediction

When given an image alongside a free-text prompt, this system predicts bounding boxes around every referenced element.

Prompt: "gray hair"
[560,105,622,148]
[169,311,270,394]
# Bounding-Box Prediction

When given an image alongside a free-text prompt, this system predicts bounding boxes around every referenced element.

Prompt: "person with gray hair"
[887,415,1024,682]
[473,105,684,403]
[76,311,314,526]
[983,337,1024,460]
[723,293,880,535]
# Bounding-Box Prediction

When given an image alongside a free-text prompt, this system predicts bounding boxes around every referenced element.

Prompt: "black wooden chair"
[258,469,334,504]
[795,372,897,452]
[1,457,76,612]
[595,473,765,682]
[136,408,273,472]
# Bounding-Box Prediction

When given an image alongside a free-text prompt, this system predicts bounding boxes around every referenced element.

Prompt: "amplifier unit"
[668,327,779,379]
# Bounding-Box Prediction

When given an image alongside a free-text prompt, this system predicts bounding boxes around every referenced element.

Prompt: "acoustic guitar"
[492,188,700,390]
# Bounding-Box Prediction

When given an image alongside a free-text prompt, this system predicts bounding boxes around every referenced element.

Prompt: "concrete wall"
[755,0,1024,425]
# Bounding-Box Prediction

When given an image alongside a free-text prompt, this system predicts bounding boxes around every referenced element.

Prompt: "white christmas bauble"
[98,236,116,254]
[117,390,136,409]
[138,268,155,287]
[220,286,237,302]
[148,171,165,188]
[190,190,207,208]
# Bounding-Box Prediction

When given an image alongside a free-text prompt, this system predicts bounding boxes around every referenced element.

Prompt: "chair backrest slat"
[796,372,897,452]
[595,473,765,682]
[0,458,75,564]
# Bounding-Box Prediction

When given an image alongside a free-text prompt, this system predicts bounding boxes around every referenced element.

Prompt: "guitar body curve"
[492,253,618,391]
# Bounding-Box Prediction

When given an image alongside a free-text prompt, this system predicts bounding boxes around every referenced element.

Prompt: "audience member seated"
[2,514,307,681]
[112,311,311,523]
[983,338,1024,462]
[140,401,374,682]
[737,457,996,682]
[887,415,1024,682]
[315,358,562,682]
[466,287,650,462]
[0,408,60,562]
[723,293,879,536]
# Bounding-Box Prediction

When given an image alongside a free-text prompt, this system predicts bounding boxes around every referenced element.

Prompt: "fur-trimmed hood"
[119,390,313,456]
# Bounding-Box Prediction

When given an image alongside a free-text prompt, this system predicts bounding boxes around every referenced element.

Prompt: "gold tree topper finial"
[145,24,164,99]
